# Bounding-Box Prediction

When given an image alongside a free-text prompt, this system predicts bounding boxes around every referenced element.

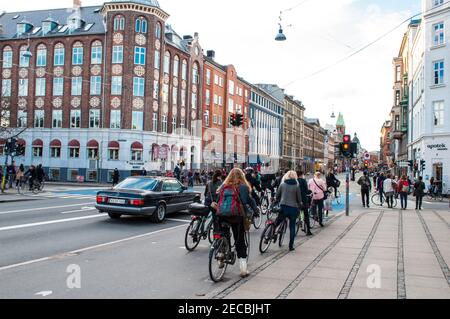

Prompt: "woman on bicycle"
[216,168,258,278]
[308,171,327,227]
[275,171,303,251]
[326,169,339,198]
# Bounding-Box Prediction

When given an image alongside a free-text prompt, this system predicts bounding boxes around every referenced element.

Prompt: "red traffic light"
[343,135,351,143]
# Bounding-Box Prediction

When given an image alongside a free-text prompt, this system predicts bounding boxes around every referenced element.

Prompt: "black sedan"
[95,177,201,223]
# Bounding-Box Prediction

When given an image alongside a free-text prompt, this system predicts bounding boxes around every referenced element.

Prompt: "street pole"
[1,153,9,192]
[346,157,350,216]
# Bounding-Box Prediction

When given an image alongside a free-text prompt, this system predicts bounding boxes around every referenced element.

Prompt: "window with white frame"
[218,115,222,125]
[52,110,62,128]
[71,77,82,96]
[91,43,102,64]
[53,77,64,96]
[228,98,234,112]
[70,109,81,128]
[34,110,44,128]
[219,77,224,87]
[182,60,187,80]
[433,101,445,126]
[206,69,211,85]
[35,78,46,96]
[17,110,27,128]
[113,16,125,31]
[206,89,210,105]
[164,51,170,74]
[228,80,234,95]
[36,46,47,67]
[1,79,11,97]
[192,64,199,84]
[111,76,122,95]
[108,148,119,160]
[214,74,219,85]
[204,110,209,126]
[154,50,160,69]
[172,116,177,133]
[152,113,158,132]
[18,79,28,96]
[72,46,83,65]
[132,111,143,130]
[173,56,179,77]
[87,147,98,160]
[51,145,61,158]
[134,47,146,65]
[434,0,444,7]
[89,109,100,128]
[133,77,145,97]
[19,46,30,67]
[90,76,101,95]
[162,115,168,133]
[131,148,143,161]
[2,48,12,68]
[213,114,217,124]
[153,80,159,99]
[434,60,444,85]
[33,145,42,157]
[214,94,218,105]
[110,110,121,129]
[112,45,123,64]
[218,96,223,106]
[433,22,445,46]
[69,146,80,158]
[54,45,65,66]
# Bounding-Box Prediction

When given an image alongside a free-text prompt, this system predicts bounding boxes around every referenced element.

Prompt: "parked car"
[95,177,201,223]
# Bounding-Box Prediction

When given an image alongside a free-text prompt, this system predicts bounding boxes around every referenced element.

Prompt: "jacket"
[204,180,222,206]
[397,180,410,193]
[358,175,372,191]
[383,178,395,193]
[276,179,303,208]
[308,178,327,201]
[414,181,425,196]
[297,178,310,206]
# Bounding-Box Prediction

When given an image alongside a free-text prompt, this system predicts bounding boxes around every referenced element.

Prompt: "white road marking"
[60,207,96,214]
[0,203,95,215]
[0,214,105,232]
[0,224,187,272]
[166,218,191,223]
[35,291,53,297]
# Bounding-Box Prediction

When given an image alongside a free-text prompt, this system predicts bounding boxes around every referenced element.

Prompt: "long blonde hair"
[218,168,252,193]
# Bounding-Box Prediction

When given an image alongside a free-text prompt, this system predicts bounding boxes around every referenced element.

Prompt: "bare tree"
[1,97,26,139]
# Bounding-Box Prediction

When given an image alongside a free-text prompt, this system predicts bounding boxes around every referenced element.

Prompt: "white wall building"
[408,0,450,190]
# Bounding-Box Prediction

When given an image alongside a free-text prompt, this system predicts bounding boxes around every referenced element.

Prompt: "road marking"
[0,224,187,272]
[60,207,96,214]
[35,291,53,297]
[0,203,94,215]
[0,214,105,232]
[166,218,191,223]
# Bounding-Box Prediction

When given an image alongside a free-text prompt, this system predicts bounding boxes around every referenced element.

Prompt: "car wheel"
[108,212,122,219]
[151,204,166,223]
[193,196,201,203]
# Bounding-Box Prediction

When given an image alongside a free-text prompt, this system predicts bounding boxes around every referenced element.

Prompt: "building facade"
[0,0,204,182]
[380,120,392,166]
[280,95,304,171]
[408,0,450,188]
[303,118,326,173]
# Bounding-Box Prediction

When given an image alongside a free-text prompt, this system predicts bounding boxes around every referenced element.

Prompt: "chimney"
[73,0,81,8]
[207,50,215,60]
[183,35,193,40]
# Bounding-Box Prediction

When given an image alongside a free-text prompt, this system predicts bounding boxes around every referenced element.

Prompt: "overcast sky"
[2,0,422,151]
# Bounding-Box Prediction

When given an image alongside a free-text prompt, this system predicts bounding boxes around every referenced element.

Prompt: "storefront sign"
[427,143,448,151]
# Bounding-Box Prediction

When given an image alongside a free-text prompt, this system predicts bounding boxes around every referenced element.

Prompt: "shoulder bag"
[313,178,328,200]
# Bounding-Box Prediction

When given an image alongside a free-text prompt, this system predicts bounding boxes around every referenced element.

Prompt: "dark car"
[95,177,201,223]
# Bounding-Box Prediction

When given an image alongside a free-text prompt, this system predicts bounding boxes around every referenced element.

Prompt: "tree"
[0,97,26,139]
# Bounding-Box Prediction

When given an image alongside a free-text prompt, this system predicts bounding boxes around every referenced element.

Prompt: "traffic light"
[408,160,414,169]
[229,114,236,126]
[340,135,351,157]
[364,160,369,168]
[420,160,426,171]
[235,113,244,127]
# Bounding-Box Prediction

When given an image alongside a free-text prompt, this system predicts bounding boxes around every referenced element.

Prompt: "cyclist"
[308,171,327,228]
[245,167,261,206]
[216,168,258,278]
[24,165,37,191]
[36,164,45,187]
[326,169,340,198]
[297,171,312,236]
[357,171,372,208]
[275,171,303,251]
[376,173,386,206]
[205,170,223,230]
[383,174,396,209]
[414,176,426,210]
[261,173,276,201]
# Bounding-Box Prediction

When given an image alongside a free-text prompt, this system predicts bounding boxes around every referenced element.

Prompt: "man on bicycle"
[25,165,37,191]
[326,169,340,198]
[245,167,261,207]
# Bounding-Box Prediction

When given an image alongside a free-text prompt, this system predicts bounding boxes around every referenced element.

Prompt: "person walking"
[274,171,303,251]
[15,164,25,188]
[308,171,327,227]
[174,164,181,181]
[376,173,386,206]
[397,175,410,210]
[326,169,340,198]
[7,161,16,189]
[414,176,426,210]
[297,171,312,236]
[215,168,258,277]
[112,168,120,187]
[383,174,396,208]
[357,171,372,208]
[140,167,147,176]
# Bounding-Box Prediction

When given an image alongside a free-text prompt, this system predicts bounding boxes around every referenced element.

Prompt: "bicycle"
[258,205,288,254]
[15,177,27,194]
[184,211,214,251]
[371,190,398,208]
[209,220,250,282]
[31,179,45,194]
[328,186,341,205]
[427,186,444,201]
[251,206,262,229]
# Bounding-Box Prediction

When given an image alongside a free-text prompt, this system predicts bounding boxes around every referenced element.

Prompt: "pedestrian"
[7,160,16,189]
[275,171,303,251]
[383,174,396,208]
[326,169,340,198]
[397,175,410,210]
[188,171,194,187]
[112,168,120,187]
[414,176,426,210]
[36,164,44,185]
[215,168,258,277]
[308,171,327,227]
[141,167,147,176]
[376,173,386,206]
[357,171,372,208]
[174,164,181,181]
[296,171,312,236]
[15,164,25,188]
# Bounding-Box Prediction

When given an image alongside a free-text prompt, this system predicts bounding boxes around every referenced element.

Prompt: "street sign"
[364,153,370,160]
[398,161,409,168]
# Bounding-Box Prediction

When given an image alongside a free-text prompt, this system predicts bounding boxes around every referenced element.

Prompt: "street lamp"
[275,26,287,41]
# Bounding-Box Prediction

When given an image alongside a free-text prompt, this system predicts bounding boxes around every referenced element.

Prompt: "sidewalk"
[206,207,450,299]
[0,191,40,203]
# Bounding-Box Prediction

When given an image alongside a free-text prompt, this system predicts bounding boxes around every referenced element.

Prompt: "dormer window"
[68,17,84,31]
[17,22,32,35]
[42,21,57,35]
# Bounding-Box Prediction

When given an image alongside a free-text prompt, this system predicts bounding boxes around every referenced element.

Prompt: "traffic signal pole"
[345,158,350,216]
[1,154,9,193]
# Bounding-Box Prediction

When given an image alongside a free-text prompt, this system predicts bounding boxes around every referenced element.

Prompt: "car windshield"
[114,178,159,191]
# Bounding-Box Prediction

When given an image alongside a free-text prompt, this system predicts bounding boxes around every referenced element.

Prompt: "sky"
[1,0,422,152]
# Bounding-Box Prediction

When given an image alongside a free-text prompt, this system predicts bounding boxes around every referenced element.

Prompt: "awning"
[50,139,61,147]
[68,140,80,148]
[0,138,7,146]
[131,142,143,150]
[17,138,26,146]
[32,139,43,147]
[108,141,120,149]
[87,140,99,148]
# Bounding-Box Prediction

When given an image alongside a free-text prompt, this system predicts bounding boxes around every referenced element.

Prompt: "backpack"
[216,185,243,217]
[360,177,370,190]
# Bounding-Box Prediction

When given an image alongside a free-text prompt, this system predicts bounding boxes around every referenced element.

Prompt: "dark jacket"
[297,178,309,206]
[358,175,372,191]
[112,170,120,183]
[276,179,302,209]
[326,173,339,188]
[204,180,222,206]
[414,181,425,197]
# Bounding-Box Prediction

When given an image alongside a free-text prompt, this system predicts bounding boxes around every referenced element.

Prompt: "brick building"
[0,0,204,182]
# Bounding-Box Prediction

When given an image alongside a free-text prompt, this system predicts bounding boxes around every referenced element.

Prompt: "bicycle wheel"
[209,238,229,282]
[259,223,274,254]
[252,211,262,229]
[207,221,214,244]
[39,180,45,191]
[309,209,317,229]
[184,219,202,251]
[278,221,287,247]
[371,193,381,206]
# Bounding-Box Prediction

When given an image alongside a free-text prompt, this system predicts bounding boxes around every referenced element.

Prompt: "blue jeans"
[276,205,298,249]
[400,193,408,209]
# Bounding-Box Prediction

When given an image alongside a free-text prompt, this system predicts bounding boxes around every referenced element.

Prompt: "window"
[155,22,161,38]
[88,148,98,160]
[53,78,64,96]
[219,77,224,87]
[51,146,61,158]
[52,110,62,128]
[33,146,42,157]
[191,92,197,109]
[395,90,400,106]
[71,77,82,95]
[214,75,219,85]
[111,76,122,95]
[135,18,147,33]
[172,116,177,133]
[110,110,121,129]
[19,46,30,67]
[112,46,123,64]
[206,69,211,85]
[1,111,10,127]
[152,113,158,131]
[132,111,143,130]
[134,47,146,65]
[72,46,83,65]
[228,98,234,112]
[131,149,143,161]
[172,87,178,106]
[162,115,168,133]
[162,84,169,103]
[69,147,79,158]
[433,22,445,46]
[18,79,28,96]
[204,110,209,126]
[229,80,235,95]
[173,56,179,77]
[218,96,223,106]
[17,110,27,128]
[133,77,145,97]
[91,43,102,64]
[433,101,445,126]
[154,50,160,69]
[2,48,12,68]
[35,78,46,96]
[164,51,170,74]
[1,79,11,97]
[36,46,47,67]
[434,0,444,7]
[113,16,125,31]
[89,109,100,128]
[434,60,444,85]
[206,89,210,105]
[192,64,199,84]
[54,45,65,66]
[218,115,222,125]
[182,60,187,80]
[34,110,44,128]
[90,76,101,95]
[108,148,119,160]
[213,114,217,124]
[70,110,81,128]
[181,89,186,107]
[153,80,159,99]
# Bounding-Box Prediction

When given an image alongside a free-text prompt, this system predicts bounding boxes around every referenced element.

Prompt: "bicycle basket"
[188,203,210,217]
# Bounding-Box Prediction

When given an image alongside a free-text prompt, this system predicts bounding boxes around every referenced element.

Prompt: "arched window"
[163,51,170,74]
[192,62,199,84]
[36,44,47,67]
[72,42,84,65]
[173,55,179,77]
[19,45,30,67]
[90,40,102,64]
[155,22,161,38]
[181,59,187,80]
[113,15,125,31]
[135,17,147,33]
[2,46,13,68]
[53,43,65,66]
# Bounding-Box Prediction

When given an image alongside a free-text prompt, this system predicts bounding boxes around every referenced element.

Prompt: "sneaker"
[289,247,295,251]
[239,258,249,277]
[367,205,370,208]
[306,231,313,236]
